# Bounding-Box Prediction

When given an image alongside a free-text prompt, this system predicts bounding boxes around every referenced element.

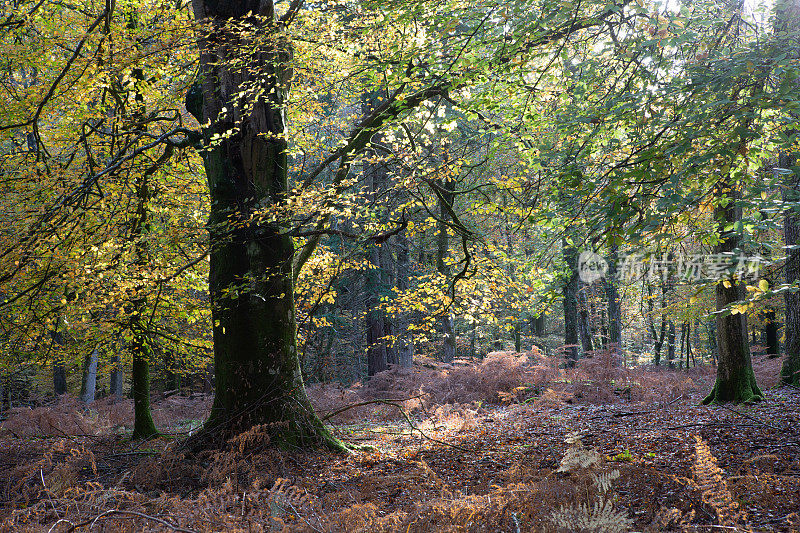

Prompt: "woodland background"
[1,0,800,531]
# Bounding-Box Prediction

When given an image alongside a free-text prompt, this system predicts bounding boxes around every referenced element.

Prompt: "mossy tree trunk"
[129,164,158,439]
[703,178,763,404]
[189,0,342,451]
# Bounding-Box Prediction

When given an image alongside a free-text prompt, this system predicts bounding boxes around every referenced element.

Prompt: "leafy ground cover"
[1,352,798,532]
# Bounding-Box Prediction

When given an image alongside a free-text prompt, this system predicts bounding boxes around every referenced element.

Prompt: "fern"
[692,435,742,526]
[550,499,633,533]
[556,433,603,473]
[549,433,632,533]
[591,470,620,494]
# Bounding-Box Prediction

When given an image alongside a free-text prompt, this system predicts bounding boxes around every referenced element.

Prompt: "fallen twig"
[63,509,199,533]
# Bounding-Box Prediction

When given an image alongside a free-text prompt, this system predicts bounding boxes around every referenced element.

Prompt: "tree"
[778,0,800,387]
[562,240,579,365]
[184,0,631,446]
[185,0,343,449]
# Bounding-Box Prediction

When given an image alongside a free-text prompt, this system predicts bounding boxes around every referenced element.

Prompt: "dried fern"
[693,435,742,526]
[550,499,634,533]
[591,470,620,494]
[549,433,632,533]
[556,433,603,473]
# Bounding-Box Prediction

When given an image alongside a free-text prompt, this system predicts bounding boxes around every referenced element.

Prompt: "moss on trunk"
[704,178,762,405]
[131,349,158,439]
[185,0,344,453]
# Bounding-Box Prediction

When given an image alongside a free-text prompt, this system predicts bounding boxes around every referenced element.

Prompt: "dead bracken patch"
[1,357,798,532]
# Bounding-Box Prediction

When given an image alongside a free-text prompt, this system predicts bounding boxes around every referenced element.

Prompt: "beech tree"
[184,0,632,447]
[778,0,800,387]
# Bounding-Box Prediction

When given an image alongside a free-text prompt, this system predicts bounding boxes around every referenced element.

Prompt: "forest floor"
[1,351,799,532]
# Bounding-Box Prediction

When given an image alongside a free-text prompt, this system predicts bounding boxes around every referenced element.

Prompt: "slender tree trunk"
[366,245,388,376]
[708,320,718,365]
[667,321,676,369]
[685,321,691,370]
[436,174,456,363]
[81,347,98,404]
[562,239,579,366]
[605,244,622,364]
[188,0,342,450]
[396,231,414,368]
[1,377,9,411]
[578,282,593,355]
[109,355,123,400]
[50,326,67,395]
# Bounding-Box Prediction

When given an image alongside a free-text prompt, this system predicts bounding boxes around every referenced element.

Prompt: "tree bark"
[605,244,622,364]
[366,245,388,376]
[81,347,98,404]
[396,231,414,368]
[533,314,546,337]
[667,321,676,369]
[53,363,67,396]
[50,326,67,395]
[783,151,800,384]
[778,0,800,385]
[436,173,456,363]
[109,355,124,400]
[763,310,779,358]
[188,0,342,450]
[578,281,593,355]
[703,178,763,404]
[562,239,579,366]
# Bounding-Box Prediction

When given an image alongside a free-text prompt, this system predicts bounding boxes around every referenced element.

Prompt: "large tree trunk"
[533,314,546,337]
[364,127,396,375]
[562,239,579,366]
[703,178,763,404]
[778,0,800,385]
[782,151,800,384]
[130,332,157,439]
[189,0,341,450]
[129,169,158,439]
[53,363,67,396]
[763,309,780,358]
